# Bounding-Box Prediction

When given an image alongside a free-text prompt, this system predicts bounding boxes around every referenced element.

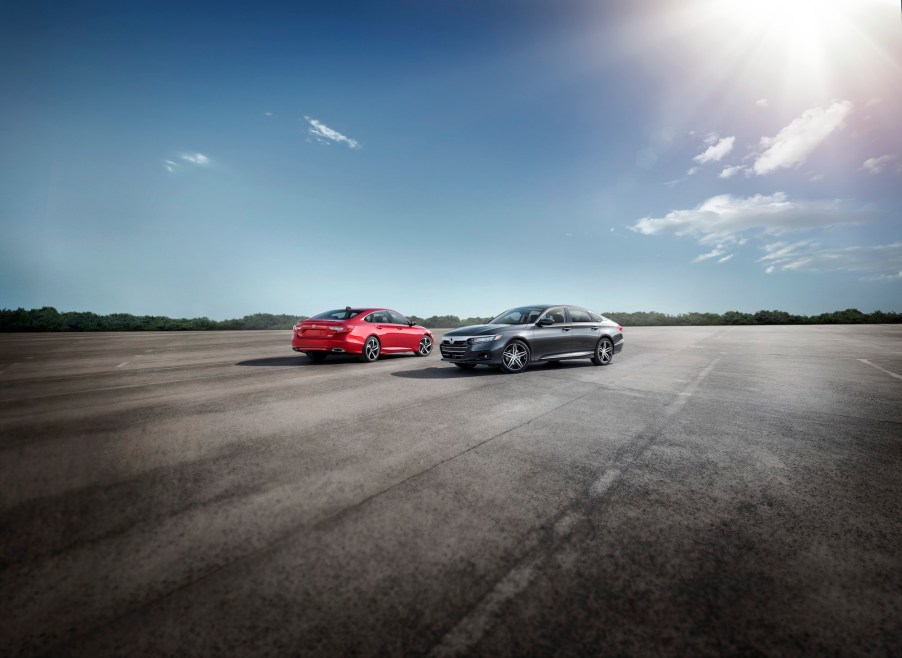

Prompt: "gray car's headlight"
[469,335,501,344]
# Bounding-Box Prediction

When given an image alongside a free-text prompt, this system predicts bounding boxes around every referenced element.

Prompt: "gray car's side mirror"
[538,317,554,326]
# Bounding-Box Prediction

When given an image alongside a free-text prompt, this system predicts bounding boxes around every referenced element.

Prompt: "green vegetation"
[407,315,492,329]
[411,309,901,328]
[0,308,304,332]
[0,307,898,332]
[604,309,901,326]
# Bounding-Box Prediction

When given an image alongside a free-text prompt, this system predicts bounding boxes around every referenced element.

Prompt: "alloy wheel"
[501,341,528,373]
[417,335,433,356]
[361,337,380,362]
[594,337,613,365]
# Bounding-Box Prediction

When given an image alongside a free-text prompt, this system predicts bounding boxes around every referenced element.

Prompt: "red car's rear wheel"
[359,336,380,362]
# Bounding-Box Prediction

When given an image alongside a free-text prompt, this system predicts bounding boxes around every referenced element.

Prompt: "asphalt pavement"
[0,326,900,656]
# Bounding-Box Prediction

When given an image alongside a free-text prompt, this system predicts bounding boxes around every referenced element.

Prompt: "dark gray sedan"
[440,304,624,373]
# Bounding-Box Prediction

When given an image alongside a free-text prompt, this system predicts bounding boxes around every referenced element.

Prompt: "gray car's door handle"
[591,327,599,330]
[562,328,571,332]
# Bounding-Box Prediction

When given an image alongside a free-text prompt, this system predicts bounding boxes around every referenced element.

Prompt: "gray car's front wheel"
[591,336,614,366]
[359,336,381,362]
[500,340,530,373]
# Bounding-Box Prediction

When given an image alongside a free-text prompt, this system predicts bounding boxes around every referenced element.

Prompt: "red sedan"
[291,307,434,363]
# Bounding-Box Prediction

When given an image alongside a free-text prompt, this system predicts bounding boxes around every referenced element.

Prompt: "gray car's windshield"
[490,306,546,325]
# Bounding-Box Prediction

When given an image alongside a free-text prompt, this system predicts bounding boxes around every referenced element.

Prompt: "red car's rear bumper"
[291,333,363,354]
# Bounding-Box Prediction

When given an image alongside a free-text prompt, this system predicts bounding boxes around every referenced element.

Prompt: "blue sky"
[2,0,900,319]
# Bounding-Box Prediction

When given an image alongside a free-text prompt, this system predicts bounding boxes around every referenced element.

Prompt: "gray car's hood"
[443,324,509,337]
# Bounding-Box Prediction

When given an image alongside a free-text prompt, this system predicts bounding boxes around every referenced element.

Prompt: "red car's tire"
[359,336,380,362]
[415,334,433,356]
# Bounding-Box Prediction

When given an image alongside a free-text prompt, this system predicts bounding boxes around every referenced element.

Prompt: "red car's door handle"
[376,325,384,329]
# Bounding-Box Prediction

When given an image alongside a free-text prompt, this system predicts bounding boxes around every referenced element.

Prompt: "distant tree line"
[603,309,902,326]
[0,307,305,332]
[407,315,492,328]
[0,306,899,332]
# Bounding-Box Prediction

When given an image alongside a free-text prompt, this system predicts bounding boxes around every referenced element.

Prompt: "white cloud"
[755,98,769,108]
[181,153,210,165]
[752,101,852,175]
[165,153,210,174]
[692,245,727,263]
[861,154,898,175]
[692,245,735,265]
[631,192,867,246]
[758,241,902,277]
[693,136,735,164]
[304,116,361,149]
[865,271,902,282]
[686,166,699,176]
[719,165,744,179]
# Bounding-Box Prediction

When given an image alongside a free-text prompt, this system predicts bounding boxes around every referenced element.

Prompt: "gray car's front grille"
[441,338,469,358]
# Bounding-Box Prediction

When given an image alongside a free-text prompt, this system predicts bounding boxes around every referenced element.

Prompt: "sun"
[671,0,899,106]
[721,0,851,56]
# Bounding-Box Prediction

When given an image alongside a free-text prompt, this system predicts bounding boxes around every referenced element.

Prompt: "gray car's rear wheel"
[591,337,614,366]
[306,352,328,363]
[416,335,433,356]
[359,336,380,362]
[500,340,529,373]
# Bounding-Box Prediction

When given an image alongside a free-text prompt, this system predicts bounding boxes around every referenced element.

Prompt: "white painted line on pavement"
[429,555,543,658]
[115,362,129,368]
[664,358,720,417]
[553,511,582,538]
[430,357,723,657]
[590,468,621,498]
[858,359,902,381]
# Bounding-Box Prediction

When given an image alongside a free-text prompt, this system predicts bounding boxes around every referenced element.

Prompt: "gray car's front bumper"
[439,338,504,365]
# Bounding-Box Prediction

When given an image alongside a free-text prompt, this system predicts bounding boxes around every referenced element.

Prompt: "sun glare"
[677,0,899,106]
[721,0,854,56]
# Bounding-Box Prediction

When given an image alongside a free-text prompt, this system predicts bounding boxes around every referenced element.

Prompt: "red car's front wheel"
[416,335,433,356]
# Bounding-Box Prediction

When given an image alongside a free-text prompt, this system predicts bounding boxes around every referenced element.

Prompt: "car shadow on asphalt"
[235,355,410,367]
[391,360,597,378]
[391,366,506,379]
